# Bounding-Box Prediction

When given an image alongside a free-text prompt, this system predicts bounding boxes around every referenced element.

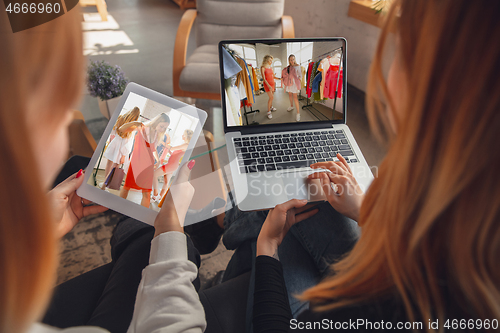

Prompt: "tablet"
[77,82,207,225]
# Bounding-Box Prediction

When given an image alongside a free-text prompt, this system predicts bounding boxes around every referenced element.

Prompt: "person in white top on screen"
[0,6,205,333]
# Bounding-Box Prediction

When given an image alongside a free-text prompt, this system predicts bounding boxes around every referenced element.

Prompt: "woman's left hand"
[47,170,109,239]
[257,199,319,258]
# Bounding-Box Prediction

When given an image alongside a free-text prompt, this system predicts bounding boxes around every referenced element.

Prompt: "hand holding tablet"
[153,160,196,237]
[77,83,207,226]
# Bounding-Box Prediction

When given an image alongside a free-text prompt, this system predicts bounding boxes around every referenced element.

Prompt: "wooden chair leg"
[96,0,108,21]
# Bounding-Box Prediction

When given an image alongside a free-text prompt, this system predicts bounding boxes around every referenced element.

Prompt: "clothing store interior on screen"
[222,40,344,126]
[88,92,199,211]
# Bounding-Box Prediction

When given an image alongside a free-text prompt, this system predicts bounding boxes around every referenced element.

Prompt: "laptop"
[219,38,374,211]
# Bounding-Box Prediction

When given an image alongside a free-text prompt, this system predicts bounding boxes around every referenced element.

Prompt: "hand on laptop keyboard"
[308,154,364,222]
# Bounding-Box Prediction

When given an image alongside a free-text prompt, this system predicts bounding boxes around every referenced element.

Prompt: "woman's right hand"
[257,199,318,258]
[153,161,195,237]
[308,154,364,222]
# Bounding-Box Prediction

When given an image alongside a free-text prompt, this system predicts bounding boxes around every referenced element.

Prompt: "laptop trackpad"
[281,171,327,202]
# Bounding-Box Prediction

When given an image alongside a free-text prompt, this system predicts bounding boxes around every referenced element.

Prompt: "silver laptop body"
[219,38,373,211]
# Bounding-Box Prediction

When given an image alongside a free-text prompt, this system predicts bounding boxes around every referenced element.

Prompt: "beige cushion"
[195,0,284,46]
[179,45,221,94]
[180,0,285,93]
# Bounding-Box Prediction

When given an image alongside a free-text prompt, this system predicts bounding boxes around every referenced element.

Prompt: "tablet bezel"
[77,82,208,225]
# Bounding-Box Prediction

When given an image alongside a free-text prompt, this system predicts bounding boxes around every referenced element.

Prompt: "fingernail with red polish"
[188,160,196,170]
[76,169,83,178]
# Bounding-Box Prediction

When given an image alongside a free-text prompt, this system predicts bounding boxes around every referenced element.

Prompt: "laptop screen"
[220,38,346,128]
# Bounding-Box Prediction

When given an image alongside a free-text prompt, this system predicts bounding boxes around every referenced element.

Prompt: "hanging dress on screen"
[222,47,242,79]
[225,76,241,126]
[318,58,331,99]
[123,127,156,192]
[324,65,343,99]
[300,65,306,88]
[235,57,255,104]
[312,72,324,101]
[307,61,319,98]
[251,67,259,92]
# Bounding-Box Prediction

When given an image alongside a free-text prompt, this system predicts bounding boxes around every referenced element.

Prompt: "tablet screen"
[86,92,199,212]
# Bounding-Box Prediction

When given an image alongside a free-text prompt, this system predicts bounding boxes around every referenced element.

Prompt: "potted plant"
[87,60,129,119]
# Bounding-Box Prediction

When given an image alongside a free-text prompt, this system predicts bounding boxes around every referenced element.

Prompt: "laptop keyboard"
[233,129,358,174]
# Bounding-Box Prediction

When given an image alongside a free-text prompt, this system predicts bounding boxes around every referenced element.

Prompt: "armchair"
[173,0,295,101]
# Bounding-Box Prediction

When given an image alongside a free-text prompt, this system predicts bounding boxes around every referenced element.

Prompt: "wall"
[284,0,380,92]
[255,43,270,67]
[143,99,171,120]
[311,41,342,60]
[256,43,286,68]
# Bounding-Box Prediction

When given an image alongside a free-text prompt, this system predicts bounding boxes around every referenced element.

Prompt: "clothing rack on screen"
[232,51,260,125]
[242,63,260,125]
[93,149,104,186]
[302,47,343,120]
[298,59,310,102]
[332,51,343,112]
[242,105,260,125]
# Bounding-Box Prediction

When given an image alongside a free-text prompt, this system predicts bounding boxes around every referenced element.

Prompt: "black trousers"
[43,156,201,333]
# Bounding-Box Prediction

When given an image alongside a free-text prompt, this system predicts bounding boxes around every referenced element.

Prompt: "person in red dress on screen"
[152,129,194,203]
[119,113,170,207]
[260,55,280,120]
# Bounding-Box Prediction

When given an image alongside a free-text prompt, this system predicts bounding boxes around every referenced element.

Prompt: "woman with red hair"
[251,0,500,331]
[0,6,204,333]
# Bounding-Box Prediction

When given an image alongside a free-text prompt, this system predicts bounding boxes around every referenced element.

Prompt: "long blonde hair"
[261,55,273,67]
[183,129,194,142]
[145,113,170,144]
[302,0,500,326]
[115,107,141,139]
[0,7,84,333]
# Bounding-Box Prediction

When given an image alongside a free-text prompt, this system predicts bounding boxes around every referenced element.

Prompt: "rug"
[56,210,126,285]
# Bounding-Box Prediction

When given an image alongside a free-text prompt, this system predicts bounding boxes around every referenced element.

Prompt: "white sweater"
[29,232,206,333]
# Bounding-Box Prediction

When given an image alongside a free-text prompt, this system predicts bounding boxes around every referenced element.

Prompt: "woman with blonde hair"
[250,0,500,331]
[118,112,170,207]
[0,6,205,333]
[152,129,194,202]
[282,54,302,121]
[260,55,280,119]
[101,107,141,190]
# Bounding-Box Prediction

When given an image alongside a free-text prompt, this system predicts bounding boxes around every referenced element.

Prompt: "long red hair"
[302,0,500,327]
[0,7,84,333]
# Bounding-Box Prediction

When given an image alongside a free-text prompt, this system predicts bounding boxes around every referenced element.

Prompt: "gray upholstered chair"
[173,0,295,100]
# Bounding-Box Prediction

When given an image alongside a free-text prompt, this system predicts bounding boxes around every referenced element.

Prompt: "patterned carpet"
[56,209,233,288]
[56,211,126,285]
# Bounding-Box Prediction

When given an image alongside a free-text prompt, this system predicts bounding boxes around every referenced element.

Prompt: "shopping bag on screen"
[105,166,125,190]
